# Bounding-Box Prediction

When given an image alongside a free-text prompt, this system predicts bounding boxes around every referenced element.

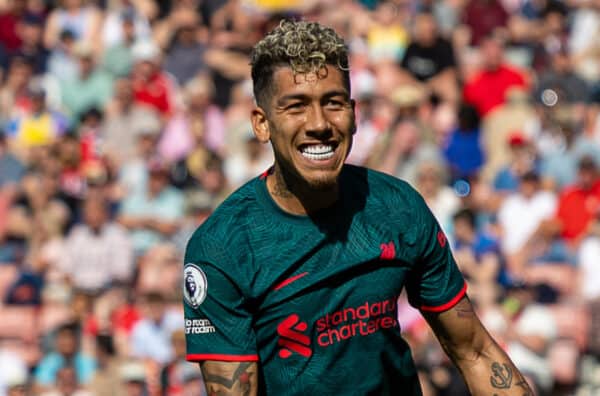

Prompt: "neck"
[266,165,339,216]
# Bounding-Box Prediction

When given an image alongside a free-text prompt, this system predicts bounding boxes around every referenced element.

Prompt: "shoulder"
[184,178,262,265]
[343,165,430,220]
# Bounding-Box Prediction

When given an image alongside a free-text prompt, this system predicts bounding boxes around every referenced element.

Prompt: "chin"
[302,170,341,191]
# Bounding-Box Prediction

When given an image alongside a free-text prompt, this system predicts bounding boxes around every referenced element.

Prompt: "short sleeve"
[183,236,259,362]
[405,196,466,312]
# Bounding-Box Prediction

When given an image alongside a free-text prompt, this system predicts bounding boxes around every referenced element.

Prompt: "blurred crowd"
[0,0,599,395]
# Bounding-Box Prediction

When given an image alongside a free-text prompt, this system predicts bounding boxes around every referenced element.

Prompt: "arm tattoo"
[454,301,475,318]
[490,362,512,389]
[201,362,256,396]
[490,361,534,396]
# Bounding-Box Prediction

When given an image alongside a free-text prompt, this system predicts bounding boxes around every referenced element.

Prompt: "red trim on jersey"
[273,272,309,291]
[259,168,270,180]
[419,282,467,312]
[186,353,259,362]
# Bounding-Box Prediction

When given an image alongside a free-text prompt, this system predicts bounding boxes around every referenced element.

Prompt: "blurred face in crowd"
[414,13,437,46]
[148,169,169,196]
[252,66,355,191]
[62,0,82,10]
[142,295,166,323]
[56,328,78,357]
[83,198,108,232]
[78,55,95,78]
[453,216,475,243]
[56,367,78,395]
[122,18,136,43]
[114,78,134,104]
[416,163,442,196]
[481,38,504,71]
[519,174,539,199]
[125,381,146,396]
[578,163,597,190]
[18,21,43,47]
[134,60,157,80]
[8,58,33,89]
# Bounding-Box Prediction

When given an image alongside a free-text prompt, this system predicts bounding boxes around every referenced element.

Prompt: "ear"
[251,106,271,143]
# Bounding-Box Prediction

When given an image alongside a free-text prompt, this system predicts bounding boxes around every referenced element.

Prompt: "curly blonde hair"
[250,20,350,108]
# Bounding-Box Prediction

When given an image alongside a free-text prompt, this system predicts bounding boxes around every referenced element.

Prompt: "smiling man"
[183,20,532,396]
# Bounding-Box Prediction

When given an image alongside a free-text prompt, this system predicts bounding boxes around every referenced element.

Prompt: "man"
[463,35,528,117]
[60,196,134,293]
[183,20,532,395]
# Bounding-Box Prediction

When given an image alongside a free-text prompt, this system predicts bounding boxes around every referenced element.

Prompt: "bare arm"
[199,361,258,396]
[422,296,533,395]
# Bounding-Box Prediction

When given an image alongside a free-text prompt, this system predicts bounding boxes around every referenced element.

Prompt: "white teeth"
[300,144,335,160]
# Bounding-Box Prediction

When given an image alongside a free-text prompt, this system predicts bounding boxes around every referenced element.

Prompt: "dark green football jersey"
[183,165,466,395]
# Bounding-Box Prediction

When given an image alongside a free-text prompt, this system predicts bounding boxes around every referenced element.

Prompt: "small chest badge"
[183,263,208,308]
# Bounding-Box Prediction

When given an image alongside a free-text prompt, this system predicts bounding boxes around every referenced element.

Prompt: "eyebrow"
[276,90,350,106]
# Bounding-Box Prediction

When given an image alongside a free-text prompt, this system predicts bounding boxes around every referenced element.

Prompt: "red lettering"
[316,318,327,332]
[343,307,356,322]
[370,302,381,316]
[382,300,389,314]
[356,302,369,319]
[381,317,394,328]
[332,311,343,326]
[351,322,360,337]
[359,320,369,336]
[328,328,340,344]
[367,320,378,333]
[339,325,352,339]
[317,333,330,347]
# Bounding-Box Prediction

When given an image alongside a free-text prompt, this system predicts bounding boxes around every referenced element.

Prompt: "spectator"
[400,10,459,103]
[14,14,49,75]
[555,156,600,246]
[58,196,134,293]
[463,35,529,117]
[452,207,504,300]
[101,2,151,49]
[102,79,161,167]
[130,40,178,116]
[39,366,92,396]
[160,330,206,396]
[493,132,538,193]
[462,0,509,46]
[129,292,182,365]
[0,0,28,53]
[163,20,207,86]
[59,43,113,123]
[34,323,96,389]
[443,103,484,180]
[498,170,556,256]
[43,0,102,50]
[118,157,184,255]
[101,11,139,79]
[5,81,68,153]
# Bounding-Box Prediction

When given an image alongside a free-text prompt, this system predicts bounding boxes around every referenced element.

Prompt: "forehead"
[270,65,348,100]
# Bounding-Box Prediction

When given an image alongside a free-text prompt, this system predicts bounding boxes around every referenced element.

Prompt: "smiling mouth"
[299,143,339,161]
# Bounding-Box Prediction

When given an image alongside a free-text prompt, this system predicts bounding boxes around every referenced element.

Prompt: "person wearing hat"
[553,156,600,246]
[130,40,177,116]
[117,155,184,256]
[59,42,113,122]
[5,79,69,151]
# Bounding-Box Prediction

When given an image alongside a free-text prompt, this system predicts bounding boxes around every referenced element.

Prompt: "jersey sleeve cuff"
[419,281,467,313]
[186,353,260,362]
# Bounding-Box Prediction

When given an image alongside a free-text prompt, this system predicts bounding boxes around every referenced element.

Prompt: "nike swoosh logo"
[273,272,309,291]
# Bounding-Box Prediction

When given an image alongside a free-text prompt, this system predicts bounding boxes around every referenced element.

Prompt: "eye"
[325,98,345,108]
[286,102,305,112]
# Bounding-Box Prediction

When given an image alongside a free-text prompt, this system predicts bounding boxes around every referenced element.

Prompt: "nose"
[305,103,331,136]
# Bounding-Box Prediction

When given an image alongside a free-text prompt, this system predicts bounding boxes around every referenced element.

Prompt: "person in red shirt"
[0,0,27,52]
[555,156,600,246]
[463,36,529,117]
[130,40,178,116]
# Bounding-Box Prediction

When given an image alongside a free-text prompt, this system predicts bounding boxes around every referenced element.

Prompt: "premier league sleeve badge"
[183,263,208,308]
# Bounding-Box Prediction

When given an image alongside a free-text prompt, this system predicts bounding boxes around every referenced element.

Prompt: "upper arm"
[421,296,494,364]
[199,360,259,396]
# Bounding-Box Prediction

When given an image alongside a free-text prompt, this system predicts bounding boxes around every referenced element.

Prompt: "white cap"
[131,40,161,63]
